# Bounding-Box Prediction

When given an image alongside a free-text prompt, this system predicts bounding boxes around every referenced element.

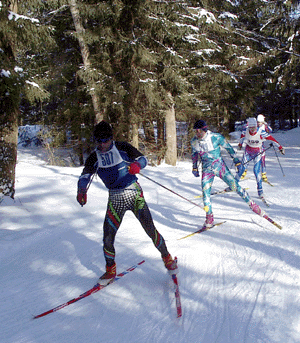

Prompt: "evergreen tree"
[3,0,299,180]
[65,0,194,164]
[224,0,300,128]
[0,1,19,198]
[39,2,96,164]
[0,0,57,198]
[256,0,300,128]
[69,0,103,123]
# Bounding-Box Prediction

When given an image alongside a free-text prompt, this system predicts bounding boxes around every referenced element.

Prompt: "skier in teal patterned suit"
[191,119,265,229]
[77,121,177,285]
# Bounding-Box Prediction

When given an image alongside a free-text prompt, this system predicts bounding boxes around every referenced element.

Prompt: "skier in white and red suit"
[237,117,285,198]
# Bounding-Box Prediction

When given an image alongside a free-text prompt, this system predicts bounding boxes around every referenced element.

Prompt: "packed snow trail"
[0,129,300,342]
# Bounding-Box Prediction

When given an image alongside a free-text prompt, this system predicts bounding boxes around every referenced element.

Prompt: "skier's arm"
[238,133,245,149]
[191,137,200,177]
[264,124,272,134]
[220,136,239,161]
[238,125,247,149]
[191,152,200,177]
[260,130,284,153]
[77,155,97,206]
[115,141,147,174]
[77,152,98,193]
[220,136,242,171]
[264,135,285,154]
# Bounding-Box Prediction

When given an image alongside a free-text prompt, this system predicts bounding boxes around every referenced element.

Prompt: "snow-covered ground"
[1,128,300,343]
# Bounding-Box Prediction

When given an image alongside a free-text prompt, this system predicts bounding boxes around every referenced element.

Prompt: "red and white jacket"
[239,127,282,152]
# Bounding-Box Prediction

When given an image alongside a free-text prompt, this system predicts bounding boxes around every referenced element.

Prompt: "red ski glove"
[128,161,141,175]
[77,192,87,206]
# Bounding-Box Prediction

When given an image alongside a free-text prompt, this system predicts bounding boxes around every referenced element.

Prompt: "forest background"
[1,0,300,199]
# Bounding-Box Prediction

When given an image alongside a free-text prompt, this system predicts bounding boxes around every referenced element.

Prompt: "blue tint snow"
[1,128,300,343]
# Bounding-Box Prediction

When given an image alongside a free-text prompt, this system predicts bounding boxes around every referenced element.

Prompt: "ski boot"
[202,213,214,230]
[163,254,178,275]
[262,172,268,183]
[249,200,265,217]
[97,262,116,286]
[240,169,247,180]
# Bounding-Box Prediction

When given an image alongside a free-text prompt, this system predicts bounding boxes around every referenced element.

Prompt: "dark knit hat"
[93,121,113,141]
[193,119,208,132]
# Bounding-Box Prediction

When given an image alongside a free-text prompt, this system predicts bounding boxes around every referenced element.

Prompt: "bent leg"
[220,162,264,216]
[253,155,263,196]
[202,171,215,214]
[133,183,169,257]
[235,152,248,182]
[261,150,266,173]
[220,162,251,204]
[103,201,125,266]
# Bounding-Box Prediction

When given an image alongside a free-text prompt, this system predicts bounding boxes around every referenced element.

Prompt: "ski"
[194,189,230,198]
[262,213,282,230]
[239,176,251,181]
[194,188,249,199]
[170,257,182,318]
[178,221,226,240]
[253,202,281,229]
[263,179,274,187]
[260,196,270,207]
[33,260,146,319]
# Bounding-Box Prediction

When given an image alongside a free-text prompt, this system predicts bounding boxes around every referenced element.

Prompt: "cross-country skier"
[77,121,178,285]
[191,119,265,229]
[237,117,285,198]
[257,114,272,134]
[240,114,273,181]
[257,114,272,182]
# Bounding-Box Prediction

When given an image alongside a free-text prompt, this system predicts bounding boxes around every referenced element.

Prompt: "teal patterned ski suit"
[191,131,251,214]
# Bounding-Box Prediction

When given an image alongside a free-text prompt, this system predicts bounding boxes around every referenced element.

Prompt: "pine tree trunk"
[131,122,139,148]
[156,118,165,165]
[0,1,19,199]
[0,109,18,199]
[164,92,177,166]
[69,0,103,123]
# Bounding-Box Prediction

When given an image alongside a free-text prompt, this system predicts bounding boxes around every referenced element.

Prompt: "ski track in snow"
[0,130,300,342]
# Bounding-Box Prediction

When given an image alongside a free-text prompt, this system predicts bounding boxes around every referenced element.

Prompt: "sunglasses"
[95,136,112,143]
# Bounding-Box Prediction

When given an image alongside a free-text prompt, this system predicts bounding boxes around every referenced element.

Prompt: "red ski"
[171,257,182,318]
[33,260,145,319]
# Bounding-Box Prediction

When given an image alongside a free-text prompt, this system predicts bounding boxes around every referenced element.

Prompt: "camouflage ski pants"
[202,159,251,215]
[103,182,168,266]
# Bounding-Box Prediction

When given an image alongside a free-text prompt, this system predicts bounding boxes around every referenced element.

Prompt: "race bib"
[245,130,263,148]
[199,133,214,152]
[96,144,123,168]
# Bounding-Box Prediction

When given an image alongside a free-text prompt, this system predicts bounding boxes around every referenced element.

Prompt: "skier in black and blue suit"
[77,121,178,285]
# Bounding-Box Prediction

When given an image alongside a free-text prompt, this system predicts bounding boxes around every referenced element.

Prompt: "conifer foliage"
[1,0,300,197]
[0,0,56,198]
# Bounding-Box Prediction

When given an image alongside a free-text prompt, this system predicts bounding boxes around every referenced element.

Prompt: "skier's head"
[194,119,208,132]
[194,119,208,139]
[247,117,257,135]
[257,114,265,126]
[93,121,113,152]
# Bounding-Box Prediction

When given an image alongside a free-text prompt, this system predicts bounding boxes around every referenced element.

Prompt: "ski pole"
[241,144,273,166]
[140,172,205,212]
[86,172,96,192]
[271,143,285,177]
[79,172,96,207]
